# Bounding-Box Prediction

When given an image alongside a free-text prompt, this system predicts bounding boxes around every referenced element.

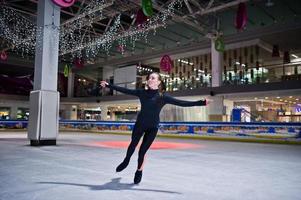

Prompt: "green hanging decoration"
[63,64,70,77]
[142,0,153,17]
[215,36,225,52]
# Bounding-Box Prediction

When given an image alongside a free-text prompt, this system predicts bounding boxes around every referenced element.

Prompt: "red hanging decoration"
[272,45,280,57]
[74,58,84,68]
[235,3,247,30]
[160,55,173,73]
[0,51,8,61]
[136,9,148,25]
[117,44,125,54]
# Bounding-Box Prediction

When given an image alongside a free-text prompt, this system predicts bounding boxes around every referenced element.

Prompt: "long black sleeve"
[107,84,141,97]
[163,93,206,107]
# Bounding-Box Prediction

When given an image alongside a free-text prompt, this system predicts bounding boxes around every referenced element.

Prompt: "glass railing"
[72,62,301,97]
[223,62,301,85]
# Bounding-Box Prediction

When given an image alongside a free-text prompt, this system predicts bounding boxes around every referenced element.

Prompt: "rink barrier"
[1,120,300,138]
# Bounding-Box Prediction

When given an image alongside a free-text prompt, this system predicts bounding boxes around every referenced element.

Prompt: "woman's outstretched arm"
[100,81,141,97]
[163,93,207,107]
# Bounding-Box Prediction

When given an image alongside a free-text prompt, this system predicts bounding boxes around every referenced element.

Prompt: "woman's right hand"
[100,81,109,88]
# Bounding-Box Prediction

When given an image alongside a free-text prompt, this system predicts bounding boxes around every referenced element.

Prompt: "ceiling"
[0,0,301,80]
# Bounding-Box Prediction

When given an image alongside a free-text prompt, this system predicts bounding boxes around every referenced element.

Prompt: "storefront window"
[0,107,10,120]
[17,108,29,120]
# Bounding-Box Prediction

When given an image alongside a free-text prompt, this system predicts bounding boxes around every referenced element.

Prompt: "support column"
[208,38,225,121]
[211,39,223,87]
[62,105,77,120]
[27,0,60,146]
[10,106,18,120]
[100,105,108,121]
[67,72,75,98]
[208,96,225,121]
[224,99,234,122]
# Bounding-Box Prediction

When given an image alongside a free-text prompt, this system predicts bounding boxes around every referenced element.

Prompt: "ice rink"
[1,132,301,200]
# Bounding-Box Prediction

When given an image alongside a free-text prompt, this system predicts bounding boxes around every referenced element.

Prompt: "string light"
[0,0,184,59]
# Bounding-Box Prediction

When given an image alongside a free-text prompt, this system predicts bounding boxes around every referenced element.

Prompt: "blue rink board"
[0,120,301,137]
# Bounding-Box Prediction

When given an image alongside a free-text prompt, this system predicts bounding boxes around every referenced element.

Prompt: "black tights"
[123,124,158,170]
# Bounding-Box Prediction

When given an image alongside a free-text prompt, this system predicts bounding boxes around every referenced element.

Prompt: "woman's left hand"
[205,99,213,105]
[100,80,109,88]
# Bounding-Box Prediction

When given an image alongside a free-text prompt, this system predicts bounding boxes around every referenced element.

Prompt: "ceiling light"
[291,54,298,59]
[289,96,293,98]
[265,97,269,99]
[276,96,280,99]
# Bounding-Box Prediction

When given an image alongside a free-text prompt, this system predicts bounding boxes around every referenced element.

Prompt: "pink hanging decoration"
[160,55,173,73]
[51,0,75,8]
[74,58,84,68]
[117,44,124,54]
[0,51,8,61]
[235,2,247,30]
[136,9,148,26]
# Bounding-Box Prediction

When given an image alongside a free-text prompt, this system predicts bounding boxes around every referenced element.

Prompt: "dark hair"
[146,72,166,96]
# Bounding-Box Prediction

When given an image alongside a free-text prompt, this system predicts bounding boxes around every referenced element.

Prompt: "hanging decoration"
[272,45,280,57]
[63,64,71,77]
[136,9,148,25]
[0,51,8,61]
[142,0,154,17]
[160,55,173,73]
[235,2,247,31]
[51,0,76,8]
[117,44,125,54]
[74,58,84,68]
[215,36,225,52]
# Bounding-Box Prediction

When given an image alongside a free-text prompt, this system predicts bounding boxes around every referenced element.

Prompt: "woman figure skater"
[100,72,208,184]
